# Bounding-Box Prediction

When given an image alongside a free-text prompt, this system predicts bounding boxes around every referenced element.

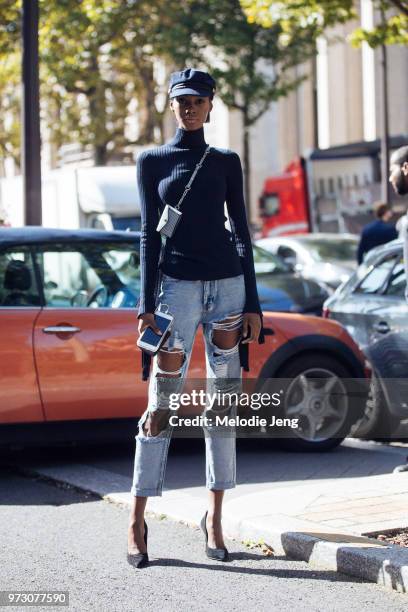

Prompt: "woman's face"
[170,95,213,131]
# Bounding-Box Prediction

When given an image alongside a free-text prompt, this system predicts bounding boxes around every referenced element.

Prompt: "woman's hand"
[138,313,163,336]
[241,313,262,344]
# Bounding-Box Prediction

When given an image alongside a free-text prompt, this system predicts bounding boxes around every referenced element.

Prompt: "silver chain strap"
[173,145,211,211]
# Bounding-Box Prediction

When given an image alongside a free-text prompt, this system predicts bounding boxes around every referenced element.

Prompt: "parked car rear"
[256,233,358,290]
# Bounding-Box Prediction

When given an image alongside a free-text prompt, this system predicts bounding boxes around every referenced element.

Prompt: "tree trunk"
[380,5,391,204]
[88,55,108,165]
[93,143,107,165]
[136,58,157,144]
[242,109,252,232]
[48,96,62,169]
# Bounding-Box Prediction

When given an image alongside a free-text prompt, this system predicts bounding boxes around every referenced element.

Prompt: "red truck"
[258,136,408,238]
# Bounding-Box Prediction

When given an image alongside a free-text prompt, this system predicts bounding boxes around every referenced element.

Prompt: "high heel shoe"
[127,519,149,568]
[200,511,229,562]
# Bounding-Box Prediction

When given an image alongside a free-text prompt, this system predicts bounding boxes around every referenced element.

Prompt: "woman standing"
[128,68,263,568]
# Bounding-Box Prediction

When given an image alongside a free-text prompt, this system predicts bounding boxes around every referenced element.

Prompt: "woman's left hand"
[241,313,262,344]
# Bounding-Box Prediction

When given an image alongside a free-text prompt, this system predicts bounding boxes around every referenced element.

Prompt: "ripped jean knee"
[138,407,172,439]
[207,312,243,380]
[155,347,185,409]
[139,337,187,438]
[204,313,243,421]
[211,313,243,345]
[139,374,182,438]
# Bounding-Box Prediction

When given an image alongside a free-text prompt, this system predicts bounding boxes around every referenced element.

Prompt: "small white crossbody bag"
[156,145,211,238]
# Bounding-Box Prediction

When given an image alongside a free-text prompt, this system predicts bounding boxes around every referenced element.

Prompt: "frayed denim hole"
[138,408,172,439]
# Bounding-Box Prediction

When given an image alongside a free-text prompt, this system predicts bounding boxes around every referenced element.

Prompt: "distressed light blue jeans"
[131,272,246,497]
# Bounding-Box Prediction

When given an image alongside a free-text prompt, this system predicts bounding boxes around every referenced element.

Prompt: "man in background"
[389,145,408,302]
[357,201,398,264]
[389,146,408,198]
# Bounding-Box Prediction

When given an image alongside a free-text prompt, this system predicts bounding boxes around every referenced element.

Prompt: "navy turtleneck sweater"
[136,126,262,317]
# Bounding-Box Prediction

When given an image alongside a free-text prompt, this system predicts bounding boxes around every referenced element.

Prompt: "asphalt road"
[1,467,407,612]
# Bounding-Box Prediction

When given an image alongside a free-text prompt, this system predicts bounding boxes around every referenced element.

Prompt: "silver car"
[324,239,408,438]
[256,233,358,290]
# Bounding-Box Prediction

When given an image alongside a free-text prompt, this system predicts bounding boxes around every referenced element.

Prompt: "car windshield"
[336,249,401,296]
[33,241,140,308]
[296,238,357,263]
[253,244,290,274]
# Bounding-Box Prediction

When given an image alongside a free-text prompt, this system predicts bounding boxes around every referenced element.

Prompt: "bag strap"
[173,145,211,211]
[159,144,211,267]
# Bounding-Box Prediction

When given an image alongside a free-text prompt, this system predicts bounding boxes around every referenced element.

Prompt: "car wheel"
[350,374,400,441]
[260,353,366,452]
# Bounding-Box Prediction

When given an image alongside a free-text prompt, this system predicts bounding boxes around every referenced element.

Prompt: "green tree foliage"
[3,0,353,188]
[351,1,408,47]
[241,0,407,48]
[0,0,20,54]
[39,0,168,164]
[158,0,356,126]
[39,0,130,164]
[0,51,20,169]
[0,0,21,168]
[241,0,355,30]
[0,0,167,166]
[7,0,399,210]
[154,0,357,212]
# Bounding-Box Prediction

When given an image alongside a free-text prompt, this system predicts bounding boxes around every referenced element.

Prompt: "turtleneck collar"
[168,126,207,149]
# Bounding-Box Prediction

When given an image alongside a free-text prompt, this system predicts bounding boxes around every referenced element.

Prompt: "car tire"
[259,353,367,452]
[351,374,400,441]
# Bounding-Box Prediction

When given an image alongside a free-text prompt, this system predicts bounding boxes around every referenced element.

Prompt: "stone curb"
[14,463,408,594]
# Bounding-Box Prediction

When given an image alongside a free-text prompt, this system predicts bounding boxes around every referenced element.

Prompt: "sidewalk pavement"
[12,439,408,594]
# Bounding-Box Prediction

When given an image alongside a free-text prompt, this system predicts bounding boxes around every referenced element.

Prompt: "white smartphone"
[137,310,173,354]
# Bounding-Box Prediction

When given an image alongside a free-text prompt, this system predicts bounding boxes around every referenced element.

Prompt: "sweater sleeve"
[136,151,162,317]
[226,151,261,314]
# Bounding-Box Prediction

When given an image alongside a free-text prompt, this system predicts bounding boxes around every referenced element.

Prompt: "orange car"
[0,228,368,451]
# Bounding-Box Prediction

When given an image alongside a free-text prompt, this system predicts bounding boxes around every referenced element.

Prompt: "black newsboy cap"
[168,68,216,99]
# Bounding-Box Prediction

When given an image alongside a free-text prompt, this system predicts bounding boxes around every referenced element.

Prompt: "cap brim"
[169,86,212,98]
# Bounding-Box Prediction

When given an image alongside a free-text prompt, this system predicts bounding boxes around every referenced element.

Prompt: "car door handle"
[42,326,81,334]
[373,321,390,334]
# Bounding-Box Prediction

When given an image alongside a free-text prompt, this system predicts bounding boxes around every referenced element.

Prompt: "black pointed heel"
[127,520,149,568]
[200,511,229,562]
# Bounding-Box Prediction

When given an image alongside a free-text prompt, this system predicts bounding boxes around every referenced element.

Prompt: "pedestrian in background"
[357,201,398,264]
